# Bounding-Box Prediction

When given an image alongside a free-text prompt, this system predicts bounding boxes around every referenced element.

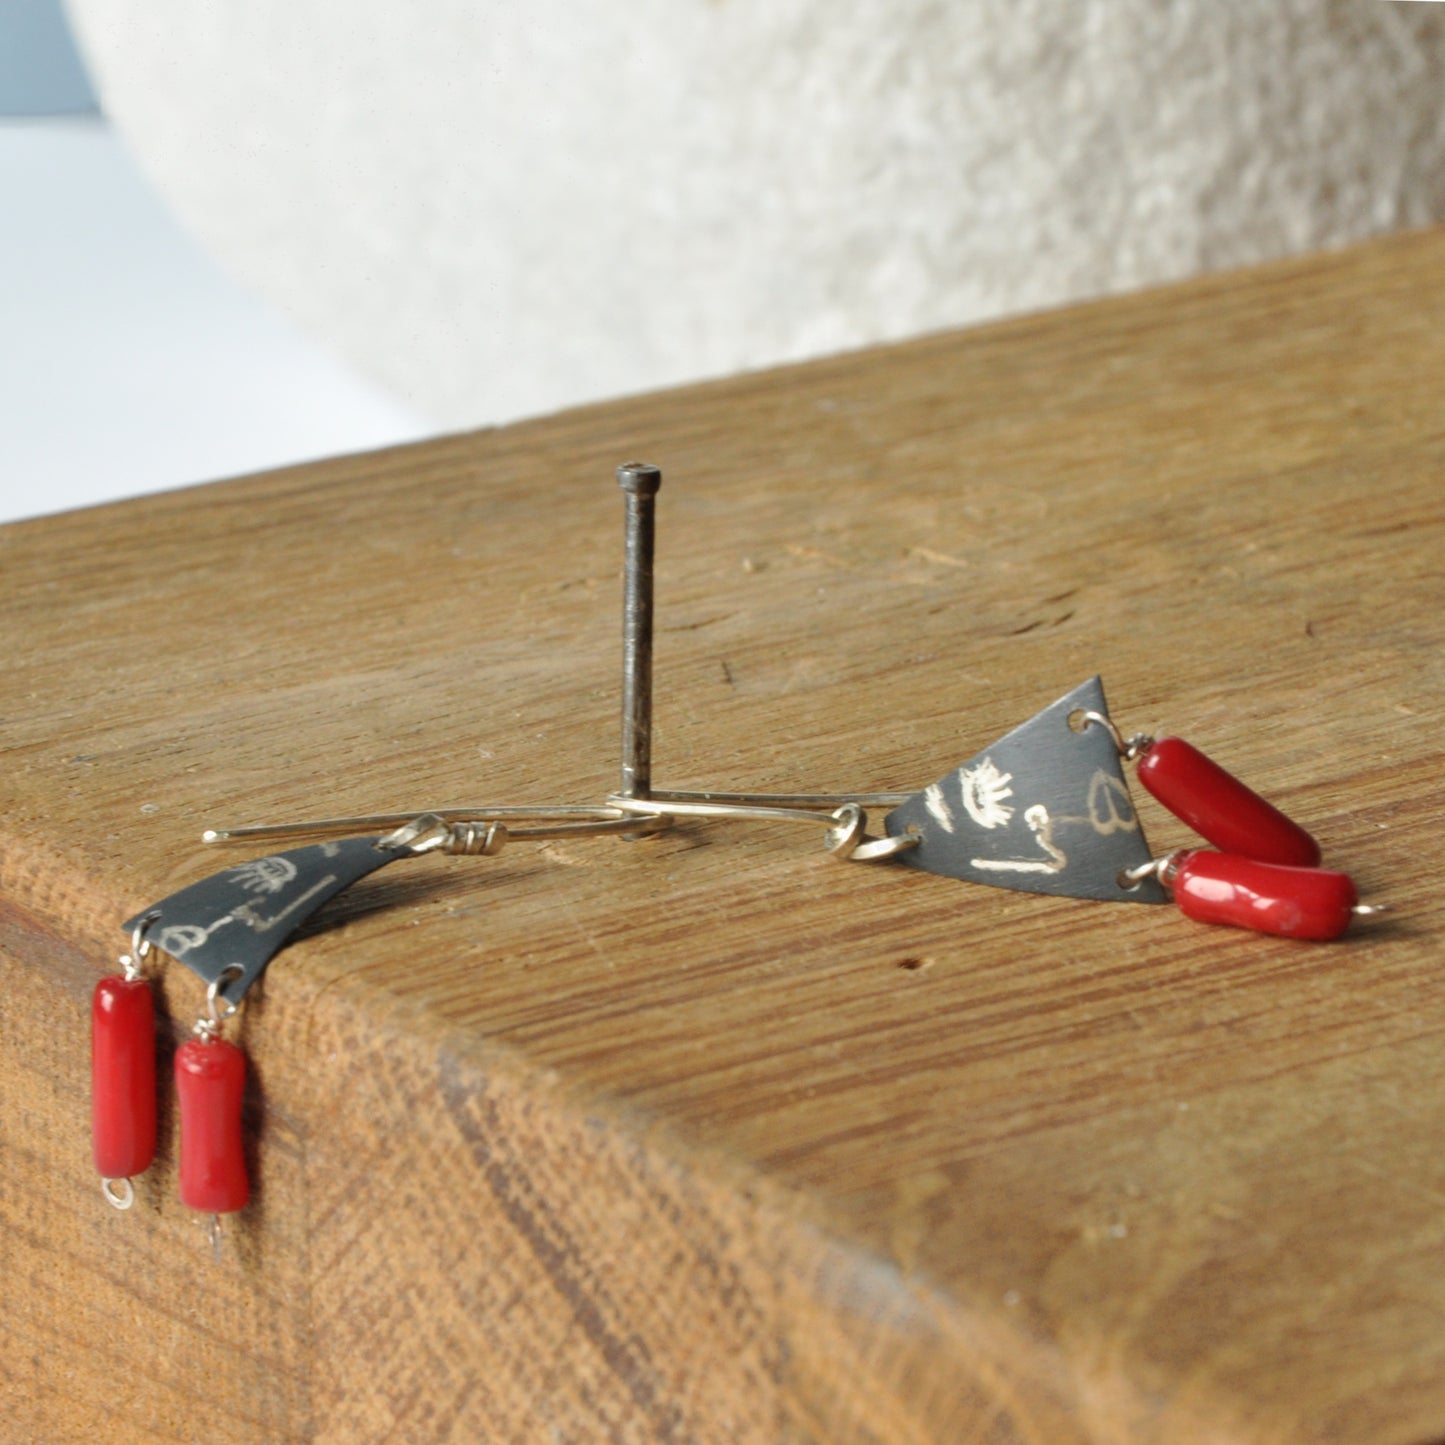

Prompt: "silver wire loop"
[821,805,918,861]
[195,965,245,1042]
[849,829,922,862]
[101,1176,135,1211]
[1069,708,1154,762]
[823,803,867,858]
[120,911,160,980]
[1117,851,1187,892]
[1117,858,1162,891]
[131,913,157,959]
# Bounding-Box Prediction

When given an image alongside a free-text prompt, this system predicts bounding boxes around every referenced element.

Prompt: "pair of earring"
[91,917,247,1216]
[93,463,1380,1230]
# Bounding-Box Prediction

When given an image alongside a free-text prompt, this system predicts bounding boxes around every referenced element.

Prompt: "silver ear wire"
[205,804,671,847]
[606,793,918,862]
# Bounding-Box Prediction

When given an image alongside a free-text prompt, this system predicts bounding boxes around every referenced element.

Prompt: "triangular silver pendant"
[884,677,1167,903]
[123,834,409,1002]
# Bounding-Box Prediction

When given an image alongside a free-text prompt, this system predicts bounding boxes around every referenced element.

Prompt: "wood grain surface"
[3,226,1444,1444]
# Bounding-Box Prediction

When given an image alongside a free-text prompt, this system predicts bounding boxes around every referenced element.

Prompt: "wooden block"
[3,226,1444,1442]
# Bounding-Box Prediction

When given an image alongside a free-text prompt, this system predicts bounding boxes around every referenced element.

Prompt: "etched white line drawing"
[1048,772,1141,838]
[972,804,1067,874]
[232,876,339,934]
[959,758,1015,829]
[1085,769,1138,835]
[156,916,235,958]
[924,782,955,833]
[226,855,300,896]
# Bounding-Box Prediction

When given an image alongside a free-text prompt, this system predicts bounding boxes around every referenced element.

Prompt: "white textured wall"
[68,1,1445,427]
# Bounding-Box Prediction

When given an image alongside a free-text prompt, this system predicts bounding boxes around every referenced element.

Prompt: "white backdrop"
[1,119,430,524]
[68,2,1445,428]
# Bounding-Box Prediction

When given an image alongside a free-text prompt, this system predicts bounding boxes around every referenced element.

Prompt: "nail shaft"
[616,462,661,807]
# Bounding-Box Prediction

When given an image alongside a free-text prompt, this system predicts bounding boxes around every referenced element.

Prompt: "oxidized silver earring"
[97,462,1379,1227]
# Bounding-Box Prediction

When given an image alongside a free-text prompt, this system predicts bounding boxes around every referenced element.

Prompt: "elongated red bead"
[92,976,157,1180]
[1172,850,1357,940]
[1137,737,1321,867]
[175,1038,249,1213]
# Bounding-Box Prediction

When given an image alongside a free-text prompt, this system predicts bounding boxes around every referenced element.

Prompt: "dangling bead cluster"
[1101,721,1371,941]
[91,933,250,1218]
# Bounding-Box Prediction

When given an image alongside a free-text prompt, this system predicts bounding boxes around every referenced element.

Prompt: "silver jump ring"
[206,966,244,1023]
[1117,858,1161,891]
[1117,850,1187,892]
[120,911,161,982]
[195,964,246,1041]
[101,1176,135,1210]
[131,910,159,960]
[823,804,866,858]
[1069,708,1154,761]
[824,807,921,862]
[849,830,921,862]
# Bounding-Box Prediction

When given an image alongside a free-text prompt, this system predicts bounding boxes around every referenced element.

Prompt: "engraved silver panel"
[884,677,1167,903]
[122,834,407,1001]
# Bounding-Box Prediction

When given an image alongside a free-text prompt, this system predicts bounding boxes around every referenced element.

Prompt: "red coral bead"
[1172,850,1357,940]
[92,976,157,1181]
[175,1038,250,1213]
[1137,737,1322,867]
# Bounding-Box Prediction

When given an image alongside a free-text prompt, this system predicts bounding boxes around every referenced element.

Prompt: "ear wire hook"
[605,793,918,861]
[204,804,671,847]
